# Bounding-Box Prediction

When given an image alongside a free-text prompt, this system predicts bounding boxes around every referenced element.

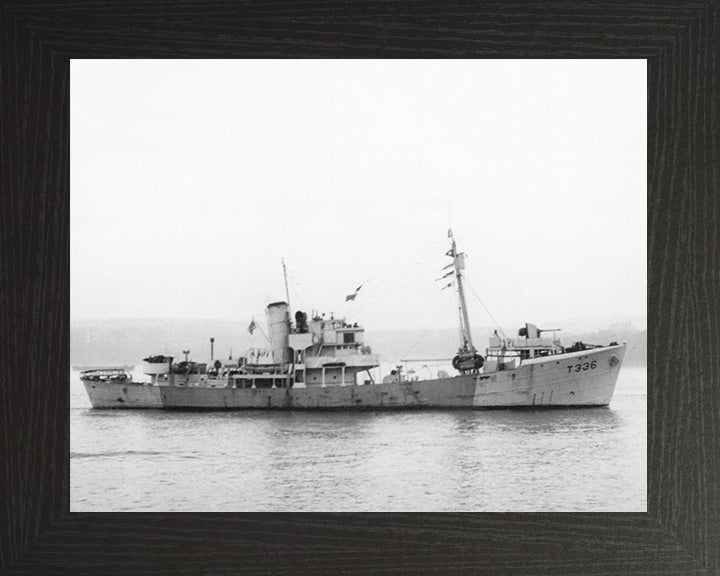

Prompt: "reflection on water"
[71,366,646,512]
[450,407,623,434]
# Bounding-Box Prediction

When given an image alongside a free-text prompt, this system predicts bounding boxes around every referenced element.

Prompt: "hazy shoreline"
[71,319,647,367]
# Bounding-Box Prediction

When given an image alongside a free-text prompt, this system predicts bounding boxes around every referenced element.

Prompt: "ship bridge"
[287,312,379,387]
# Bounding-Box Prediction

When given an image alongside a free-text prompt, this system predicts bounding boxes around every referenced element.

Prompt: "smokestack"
[266,302,291,364]
[210,337,215,361]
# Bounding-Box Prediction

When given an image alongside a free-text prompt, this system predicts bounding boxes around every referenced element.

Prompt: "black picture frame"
[1,1,717,574]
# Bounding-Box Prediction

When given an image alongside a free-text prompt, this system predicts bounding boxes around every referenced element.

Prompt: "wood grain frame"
[1,1,717,574]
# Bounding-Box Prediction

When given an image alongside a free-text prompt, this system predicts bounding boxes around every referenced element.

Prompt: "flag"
[248,319,256,334]
[345,283,364,302]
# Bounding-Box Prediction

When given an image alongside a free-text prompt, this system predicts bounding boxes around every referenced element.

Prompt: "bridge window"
[343,332,355,344]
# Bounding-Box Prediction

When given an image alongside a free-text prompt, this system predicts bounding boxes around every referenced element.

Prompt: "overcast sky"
[71,59,646,333]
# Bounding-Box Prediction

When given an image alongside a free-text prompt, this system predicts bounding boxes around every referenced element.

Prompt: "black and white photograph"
[70,59,646,512]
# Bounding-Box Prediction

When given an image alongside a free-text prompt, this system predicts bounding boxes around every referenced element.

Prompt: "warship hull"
[82,344,625,410]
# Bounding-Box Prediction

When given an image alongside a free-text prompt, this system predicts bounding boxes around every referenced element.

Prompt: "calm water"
[70,366,646,512]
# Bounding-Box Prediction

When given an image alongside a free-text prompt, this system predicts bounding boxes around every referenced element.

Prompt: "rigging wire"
[345,251,448,322]
[399,291,453,361]
[345,237,447,301]
[248,314,271,344]
[343,262,423,321]
[281,236,449,323]
[284,266,309,314]
[464,279,508,340]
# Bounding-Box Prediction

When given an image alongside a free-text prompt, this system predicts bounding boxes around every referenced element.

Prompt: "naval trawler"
[81,231,625,409]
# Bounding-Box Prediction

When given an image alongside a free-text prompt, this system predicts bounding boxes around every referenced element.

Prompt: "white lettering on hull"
[473,345,625,407]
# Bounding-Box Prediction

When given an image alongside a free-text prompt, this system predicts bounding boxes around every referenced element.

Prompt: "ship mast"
[447,229,475,353]
[282,258,292,327]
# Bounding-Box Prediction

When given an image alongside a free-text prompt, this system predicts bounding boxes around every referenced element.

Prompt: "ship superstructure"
[229,303,380,390]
